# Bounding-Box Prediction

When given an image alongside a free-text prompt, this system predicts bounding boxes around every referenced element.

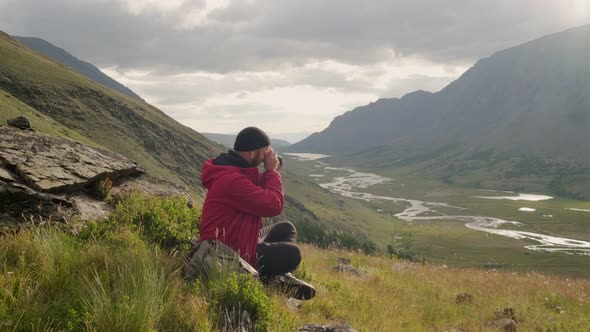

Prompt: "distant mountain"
[202,132,292,150]
[0,32,220,194]
[289,25,590,198]
[13,36,145,102]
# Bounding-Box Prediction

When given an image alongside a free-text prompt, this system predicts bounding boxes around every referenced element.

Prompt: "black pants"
[256,221,301,280]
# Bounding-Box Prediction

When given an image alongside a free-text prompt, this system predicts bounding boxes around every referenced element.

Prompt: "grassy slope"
[1,226,588,331]
[0,32,221,197]
[0,88,98,147]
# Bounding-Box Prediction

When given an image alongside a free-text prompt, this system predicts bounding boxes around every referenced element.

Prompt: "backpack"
[182,239,259,282]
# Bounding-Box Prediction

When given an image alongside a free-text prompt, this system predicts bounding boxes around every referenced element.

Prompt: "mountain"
[0,31,221,196]
[289,25,590,198]
[202,132,292,150]
[13,36,144,102]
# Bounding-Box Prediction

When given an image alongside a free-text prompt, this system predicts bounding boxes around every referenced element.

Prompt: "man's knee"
[287,244,302,270]
[277,221,297,238]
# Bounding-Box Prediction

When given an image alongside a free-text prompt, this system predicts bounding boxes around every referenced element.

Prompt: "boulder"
[483,318,517,332]
[333,257,363,276]
[455,293,473,304]
[6,116,32,130]
[0,179,75,223]
[0,126,143,193]
[0,126,195,225]
[110,174,193,207]
[297,323,357,332]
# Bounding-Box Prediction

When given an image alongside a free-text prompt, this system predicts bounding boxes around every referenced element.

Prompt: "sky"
[0,0,588,142]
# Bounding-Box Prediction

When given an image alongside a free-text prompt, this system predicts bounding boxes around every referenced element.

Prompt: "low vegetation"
[1,194,589,331]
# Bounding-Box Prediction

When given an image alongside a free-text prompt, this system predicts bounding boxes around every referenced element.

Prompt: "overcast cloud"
[0,0,587,140]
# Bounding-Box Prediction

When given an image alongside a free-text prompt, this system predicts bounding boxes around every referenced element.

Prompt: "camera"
[278,155,283,166]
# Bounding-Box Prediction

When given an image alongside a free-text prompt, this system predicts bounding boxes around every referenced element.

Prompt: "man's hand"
[264,148,280,172]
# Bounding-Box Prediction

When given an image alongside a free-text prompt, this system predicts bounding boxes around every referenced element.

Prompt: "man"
[199,126,315,300]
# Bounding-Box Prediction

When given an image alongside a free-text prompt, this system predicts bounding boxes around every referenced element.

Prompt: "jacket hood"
[201,151,257,189]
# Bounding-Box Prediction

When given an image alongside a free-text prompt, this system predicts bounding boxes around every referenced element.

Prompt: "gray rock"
[334,257,363,276]
[6,116,32,130]
[287,297,303,311]
[0,126,143,193]
[298,323,357,332]
[70,194,112,221]
[483,318,517,332]
[0,166,16,182]
[0,127,193,225]
[0,179,75,223]
[455,293,473,304]
[110,174,193,208]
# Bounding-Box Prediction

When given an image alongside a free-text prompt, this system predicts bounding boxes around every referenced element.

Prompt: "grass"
[1,226,588,331]
[0,88,99,147]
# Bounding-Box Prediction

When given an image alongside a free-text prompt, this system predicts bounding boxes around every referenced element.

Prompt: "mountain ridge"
[14,36,145,102]
[289,25,590,198]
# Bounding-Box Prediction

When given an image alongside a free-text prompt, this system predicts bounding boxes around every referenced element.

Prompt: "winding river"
[285,153,590,256]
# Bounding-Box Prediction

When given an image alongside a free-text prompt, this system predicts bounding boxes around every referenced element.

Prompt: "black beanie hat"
[234,127,271,152]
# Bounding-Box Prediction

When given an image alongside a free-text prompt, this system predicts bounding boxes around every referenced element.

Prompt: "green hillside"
[0,31,220,196]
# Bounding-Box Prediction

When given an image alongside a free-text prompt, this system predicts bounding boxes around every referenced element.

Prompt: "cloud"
[1,0,587,134]
[2,0,586,72]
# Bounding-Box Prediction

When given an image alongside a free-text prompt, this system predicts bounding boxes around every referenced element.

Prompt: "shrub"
[208,272,271,331]
[108,193,201,252]
[92,178,113,201]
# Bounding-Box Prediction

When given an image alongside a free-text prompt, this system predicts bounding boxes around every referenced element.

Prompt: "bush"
[92,178,113,201]
[208,272,271,331]
[107,193,200,251]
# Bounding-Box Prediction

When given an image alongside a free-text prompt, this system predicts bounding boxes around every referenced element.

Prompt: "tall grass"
[0,194,588,331]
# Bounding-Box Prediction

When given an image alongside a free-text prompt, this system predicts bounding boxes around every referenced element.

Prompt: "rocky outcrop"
[0,126,142,193]
[0,123,193,225]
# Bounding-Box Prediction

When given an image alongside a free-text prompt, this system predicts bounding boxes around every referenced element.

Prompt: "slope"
[0,31,221,195]
[14,36,144,102]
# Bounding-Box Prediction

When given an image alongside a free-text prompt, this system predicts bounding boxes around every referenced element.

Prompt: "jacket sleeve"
[223,170,284,217]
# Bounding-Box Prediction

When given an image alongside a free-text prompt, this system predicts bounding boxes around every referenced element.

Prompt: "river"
[285,153,590,256]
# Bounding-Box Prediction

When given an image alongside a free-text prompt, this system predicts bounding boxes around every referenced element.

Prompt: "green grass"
[1,195,589,331]
[0,88,98,147]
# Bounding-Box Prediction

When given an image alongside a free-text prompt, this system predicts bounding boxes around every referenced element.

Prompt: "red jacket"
[198,152,284,267]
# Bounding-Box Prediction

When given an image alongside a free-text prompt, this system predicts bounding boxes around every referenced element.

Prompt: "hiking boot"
[275,273,316,300]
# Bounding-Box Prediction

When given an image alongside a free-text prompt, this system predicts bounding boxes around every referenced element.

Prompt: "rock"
[338,257,351,265]
[493,307,517,322]
[0,180,75,223]
[455,293,473,304]
[110,174,193,207]
[0,126,143,194]
[6,116,32,130]
[70,194,112,221]
[483,318,517,332]
[333,257,363,276]
[0,166,16,182]
[297,323,357,332]
[287,297,303,311]
[219,307,253,332]
[0,126,193,225]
